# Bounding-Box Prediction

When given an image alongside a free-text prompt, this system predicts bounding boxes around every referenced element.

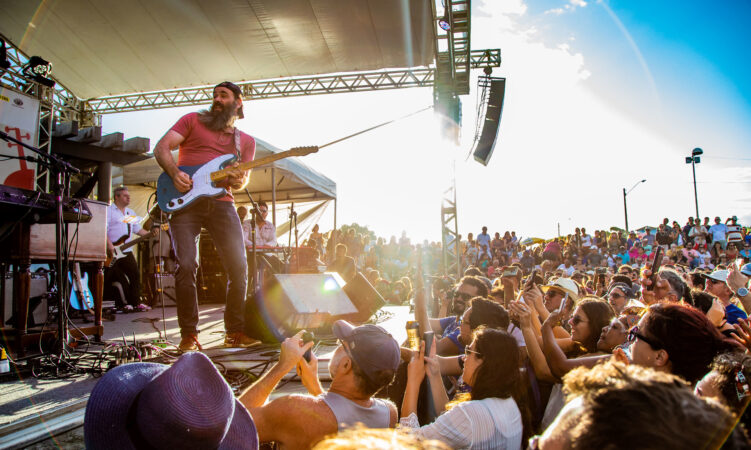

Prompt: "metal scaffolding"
[84,49,499,115]
[441,171,461,279]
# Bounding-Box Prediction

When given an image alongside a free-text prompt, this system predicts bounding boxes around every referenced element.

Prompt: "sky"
[102,0,751,243]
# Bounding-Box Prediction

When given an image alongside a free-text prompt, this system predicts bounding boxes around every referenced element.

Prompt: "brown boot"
[179,334,202,352]
[224,332,261,348]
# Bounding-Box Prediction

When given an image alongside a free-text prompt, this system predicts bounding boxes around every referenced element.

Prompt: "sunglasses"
[627,326,662,350]
[570,316,588,326]
[464,347,482,358]
[454,292,473,302]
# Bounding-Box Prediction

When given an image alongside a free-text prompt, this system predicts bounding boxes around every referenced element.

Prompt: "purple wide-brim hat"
[84,352,257,449]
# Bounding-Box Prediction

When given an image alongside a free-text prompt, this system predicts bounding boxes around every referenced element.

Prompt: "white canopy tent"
[120,137,337,241]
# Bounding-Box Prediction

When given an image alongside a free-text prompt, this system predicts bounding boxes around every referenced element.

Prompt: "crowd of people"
[87,214,751,449]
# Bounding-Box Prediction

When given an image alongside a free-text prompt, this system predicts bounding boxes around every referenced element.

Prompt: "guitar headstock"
[288,146,319,157]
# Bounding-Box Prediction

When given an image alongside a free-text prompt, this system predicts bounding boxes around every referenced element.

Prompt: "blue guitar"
[69,263,94,311]
[156,147,318,213]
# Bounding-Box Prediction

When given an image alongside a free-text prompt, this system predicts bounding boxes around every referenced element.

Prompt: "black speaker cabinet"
[473,77,506,166]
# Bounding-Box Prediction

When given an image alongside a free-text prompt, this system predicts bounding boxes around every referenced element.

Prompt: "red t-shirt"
[170,112,256,202]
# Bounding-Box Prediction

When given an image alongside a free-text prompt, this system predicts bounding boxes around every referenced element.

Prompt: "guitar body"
[69,270,94,311]
[105,234,130,267]
[156,153,236,213]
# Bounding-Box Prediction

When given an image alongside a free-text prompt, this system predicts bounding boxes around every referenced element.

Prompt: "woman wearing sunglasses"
[401,328,530,449]
[628,303,738,384]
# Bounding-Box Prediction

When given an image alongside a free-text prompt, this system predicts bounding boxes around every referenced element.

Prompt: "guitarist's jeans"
[170,198,248,337]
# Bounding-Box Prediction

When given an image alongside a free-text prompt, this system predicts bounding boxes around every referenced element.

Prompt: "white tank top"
[320,391,391,430]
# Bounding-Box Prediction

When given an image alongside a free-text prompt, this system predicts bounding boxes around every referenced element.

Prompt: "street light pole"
[623,188,628,232]
[623,179,646,232]
[686,148,703,219]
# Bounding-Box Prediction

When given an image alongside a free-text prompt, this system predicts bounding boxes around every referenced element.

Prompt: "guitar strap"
[233,128,242,160]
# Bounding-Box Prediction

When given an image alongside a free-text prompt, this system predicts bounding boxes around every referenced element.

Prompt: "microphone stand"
[0,130,80,357]
[288,202,299,271]
[244,189,260,293]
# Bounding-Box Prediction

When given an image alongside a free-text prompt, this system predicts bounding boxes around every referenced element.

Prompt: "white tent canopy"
[122,136,336,205]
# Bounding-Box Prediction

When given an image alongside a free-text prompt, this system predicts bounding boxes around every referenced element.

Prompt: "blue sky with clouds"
[104,0,751,241]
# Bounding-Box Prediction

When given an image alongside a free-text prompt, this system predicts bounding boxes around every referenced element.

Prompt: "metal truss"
[441,170,462,279]
[1,34,90,126]
[86,68,435,114]
[85,49,499,115]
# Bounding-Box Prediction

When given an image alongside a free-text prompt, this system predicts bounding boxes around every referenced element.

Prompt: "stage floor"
[0,304,411,449]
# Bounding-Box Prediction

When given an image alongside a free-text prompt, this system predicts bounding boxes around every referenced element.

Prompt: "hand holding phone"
[302,331,314,362]
[647,247,664,291]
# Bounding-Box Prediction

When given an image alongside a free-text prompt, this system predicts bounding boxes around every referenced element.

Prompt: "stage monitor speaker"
[341,272,386,323]
[472,77,506,166]
[245,272,359,343]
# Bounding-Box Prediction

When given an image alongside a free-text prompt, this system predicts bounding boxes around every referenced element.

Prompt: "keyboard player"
[239,201,277,248]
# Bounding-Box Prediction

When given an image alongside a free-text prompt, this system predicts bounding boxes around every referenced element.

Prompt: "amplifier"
[3,272,49,328]
[149,273,176,307]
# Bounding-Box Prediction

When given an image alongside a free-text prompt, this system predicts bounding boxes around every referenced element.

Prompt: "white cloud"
[545,8,565,15]
[570,0,588,7]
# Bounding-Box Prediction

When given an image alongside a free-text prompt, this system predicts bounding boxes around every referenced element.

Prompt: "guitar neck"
[210,147,317,182]
[119,225,167,251]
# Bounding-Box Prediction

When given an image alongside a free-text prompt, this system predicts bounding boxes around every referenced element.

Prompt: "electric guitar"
[106,224,170,268]
[156,146,318,213]
[69,263,94,311]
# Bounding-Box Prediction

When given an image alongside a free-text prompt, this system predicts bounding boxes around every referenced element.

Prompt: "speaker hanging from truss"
[469,74,506,166]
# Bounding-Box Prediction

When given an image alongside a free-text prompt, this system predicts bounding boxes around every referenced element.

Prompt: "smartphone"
[503,267,519,277]
[526,269,538,288]
[423,331,435,356]
[556,293,570,315]
[647,246,664,291]
[302,331,314,362]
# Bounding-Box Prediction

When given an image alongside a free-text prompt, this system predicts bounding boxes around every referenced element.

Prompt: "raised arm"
[509,301,555,382]
[153,130,192,193]
[239,332,313,408]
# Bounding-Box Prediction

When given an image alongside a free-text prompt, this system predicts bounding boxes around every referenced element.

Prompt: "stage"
[0,304,411,449]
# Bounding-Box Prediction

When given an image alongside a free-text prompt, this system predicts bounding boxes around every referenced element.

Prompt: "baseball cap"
[214,81,244,119]
[742,263,751,277]
[333,320,400,382]
[701,269,729,284]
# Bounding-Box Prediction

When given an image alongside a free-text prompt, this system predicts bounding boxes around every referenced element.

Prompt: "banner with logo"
[0,88,40,190]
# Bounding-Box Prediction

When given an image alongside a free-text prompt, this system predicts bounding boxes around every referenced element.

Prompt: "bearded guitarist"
[154,81,260,352]
[106,186,156,312]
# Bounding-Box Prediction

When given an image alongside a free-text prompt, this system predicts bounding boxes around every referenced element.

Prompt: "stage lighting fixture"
[0,39,10,71]
[438,3,451,31]
[22,55,55,88]
[438,13,451,31]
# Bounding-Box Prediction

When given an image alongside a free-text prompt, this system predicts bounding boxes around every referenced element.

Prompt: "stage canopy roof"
[0,0,435,99]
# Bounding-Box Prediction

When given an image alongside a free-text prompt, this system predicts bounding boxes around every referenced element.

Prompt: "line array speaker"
[472,77,506,166]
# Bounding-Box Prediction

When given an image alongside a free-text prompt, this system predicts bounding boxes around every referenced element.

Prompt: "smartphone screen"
[556,293,569,315]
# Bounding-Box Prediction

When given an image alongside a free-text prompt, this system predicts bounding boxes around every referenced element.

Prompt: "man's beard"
[197,102,237,131]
